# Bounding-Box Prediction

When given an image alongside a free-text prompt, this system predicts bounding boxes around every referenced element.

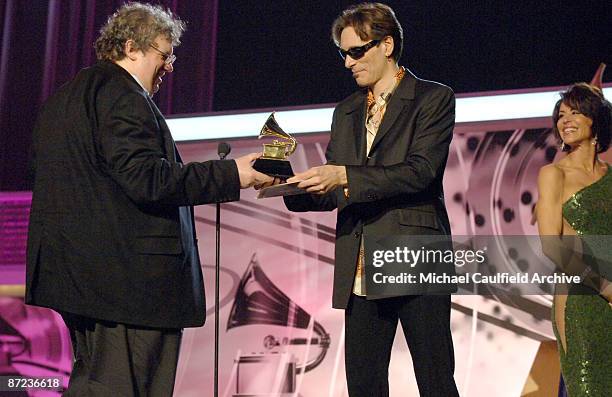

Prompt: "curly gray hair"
[95,2,186,61]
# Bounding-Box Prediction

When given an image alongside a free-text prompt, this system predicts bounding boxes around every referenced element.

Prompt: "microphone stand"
[215,143,230,397]
[214,198,221,397]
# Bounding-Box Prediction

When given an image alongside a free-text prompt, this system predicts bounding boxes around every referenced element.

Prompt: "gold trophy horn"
[253,113,296,179]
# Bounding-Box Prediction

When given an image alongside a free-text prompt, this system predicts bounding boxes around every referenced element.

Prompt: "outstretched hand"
[234,153,274,189]
[287,165,347,195]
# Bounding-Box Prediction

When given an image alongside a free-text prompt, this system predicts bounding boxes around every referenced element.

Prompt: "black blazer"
[26,61,240,328]
[285,70,455,309]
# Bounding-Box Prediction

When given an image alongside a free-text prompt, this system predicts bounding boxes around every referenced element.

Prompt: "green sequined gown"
[554,164,612,396]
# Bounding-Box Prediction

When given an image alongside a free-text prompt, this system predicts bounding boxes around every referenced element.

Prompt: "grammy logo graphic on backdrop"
[226,254,330,396]
[252,113,297,179]
[0,298,71,389]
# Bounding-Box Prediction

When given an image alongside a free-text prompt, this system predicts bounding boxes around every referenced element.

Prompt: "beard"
[151,66,165,96]
[152,76,162,95]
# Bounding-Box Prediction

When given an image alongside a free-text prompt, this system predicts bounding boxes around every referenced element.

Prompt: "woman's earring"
[560,142,566,151]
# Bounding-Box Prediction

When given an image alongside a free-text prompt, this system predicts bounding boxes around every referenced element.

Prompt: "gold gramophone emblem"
[260,113,296,160]
[253,113,296,179]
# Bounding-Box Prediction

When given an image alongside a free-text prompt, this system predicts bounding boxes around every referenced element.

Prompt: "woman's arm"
[536,165,564,237]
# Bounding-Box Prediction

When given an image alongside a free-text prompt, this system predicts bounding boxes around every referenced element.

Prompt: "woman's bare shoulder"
[538,163,565,185]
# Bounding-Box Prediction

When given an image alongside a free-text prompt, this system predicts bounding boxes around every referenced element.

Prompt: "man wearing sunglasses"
[26,3,271,396]
[284,3,458,396]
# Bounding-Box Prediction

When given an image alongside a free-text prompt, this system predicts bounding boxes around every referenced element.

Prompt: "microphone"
[217,142,231,160]
[214,141,230,397]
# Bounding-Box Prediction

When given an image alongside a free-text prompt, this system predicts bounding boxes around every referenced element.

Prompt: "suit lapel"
[369,71,417,152]
[344,92,368,165]
[147,97,179,163]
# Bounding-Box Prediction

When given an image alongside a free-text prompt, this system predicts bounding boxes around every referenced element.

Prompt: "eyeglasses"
[149,43,176,66]
[338,40,381,60]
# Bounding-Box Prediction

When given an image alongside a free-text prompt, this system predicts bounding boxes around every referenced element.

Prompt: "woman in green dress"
[537,82,612,396]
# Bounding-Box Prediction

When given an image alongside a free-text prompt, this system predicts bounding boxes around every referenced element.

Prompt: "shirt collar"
[130,73,151,96]
[367,66,406,107]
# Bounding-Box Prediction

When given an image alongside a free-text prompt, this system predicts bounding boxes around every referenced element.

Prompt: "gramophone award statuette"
[253,112,296,179]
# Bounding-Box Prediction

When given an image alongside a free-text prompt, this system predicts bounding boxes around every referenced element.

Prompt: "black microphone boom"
[218,142,231,159]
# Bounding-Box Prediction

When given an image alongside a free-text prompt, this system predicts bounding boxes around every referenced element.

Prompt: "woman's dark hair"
[552,82,612,153]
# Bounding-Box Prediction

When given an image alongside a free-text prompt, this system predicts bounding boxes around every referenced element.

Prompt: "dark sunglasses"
[338,40,381,60]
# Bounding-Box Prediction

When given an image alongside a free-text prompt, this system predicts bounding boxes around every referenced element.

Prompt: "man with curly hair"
[25,3,271,395]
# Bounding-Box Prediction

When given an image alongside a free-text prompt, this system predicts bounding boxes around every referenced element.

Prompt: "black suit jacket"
[285,70,455,309]
[26,61,240,328]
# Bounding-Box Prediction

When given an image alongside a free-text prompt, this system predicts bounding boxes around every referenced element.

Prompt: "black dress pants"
[344,294,459,397]
[61,312,182,397]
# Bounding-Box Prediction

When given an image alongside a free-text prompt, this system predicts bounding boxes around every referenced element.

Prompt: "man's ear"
[383,36,394,58]
[124,39,139,61]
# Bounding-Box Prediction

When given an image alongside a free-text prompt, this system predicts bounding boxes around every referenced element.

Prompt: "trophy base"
[253,158,294,179]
